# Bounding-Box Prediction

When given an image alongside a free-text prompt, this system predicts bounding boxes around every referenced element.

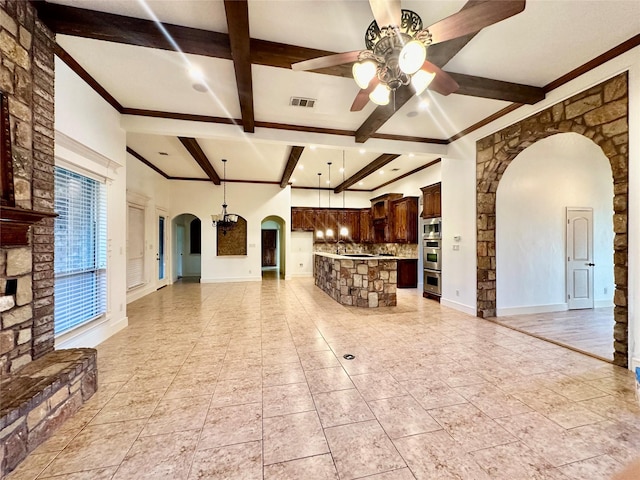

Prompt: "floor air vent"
[290,97,316,108]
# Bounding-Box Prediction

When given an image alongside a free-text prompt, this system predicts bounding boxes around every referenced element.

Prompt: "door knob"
[586,262,595,266]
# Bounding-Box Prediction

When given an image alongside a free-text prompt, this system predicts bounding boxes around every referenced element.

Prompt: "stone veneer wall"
[314,242,419,258]
[0,1,56,373]
[314,254,397,307]
[476,72,629,366]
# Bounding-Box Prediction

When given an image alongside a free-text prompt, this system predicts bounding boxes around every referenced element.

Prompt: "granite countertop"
[314,252,418,260]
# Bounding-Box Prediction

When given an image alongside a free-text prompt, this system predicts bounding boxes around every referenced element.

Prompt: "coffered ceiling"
[37,0,639,190]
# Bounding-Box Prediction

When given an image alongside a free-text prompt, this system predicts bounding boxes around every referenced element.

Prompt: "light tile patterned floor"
[7,278,640,480]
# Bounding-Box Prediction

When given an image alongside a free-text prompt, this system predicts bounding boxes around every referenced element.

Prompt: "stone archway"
[476,72,629,366]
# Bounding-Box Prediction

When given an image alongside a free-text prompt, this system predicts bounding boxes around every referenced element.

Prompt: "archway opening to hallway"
[173,213,202,283]
[475,72,628,366]
[261,216,286,279]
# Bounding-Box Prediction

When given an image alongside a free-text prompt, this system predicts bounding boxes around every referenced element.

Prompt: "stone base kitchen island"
[314,252,398,307]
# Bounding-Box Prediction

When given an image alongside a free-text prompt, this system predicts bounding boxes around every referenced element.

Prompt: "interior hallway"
[7,278,640,480]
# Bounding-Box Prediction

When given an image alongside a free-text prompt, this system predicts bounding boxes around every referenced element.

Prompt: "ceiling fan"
[291,0,526,111]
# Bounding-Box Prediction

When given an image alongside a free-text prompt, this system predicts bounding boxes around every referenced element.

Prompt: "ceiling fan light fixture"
[411,69,436,95]
[399,40,426,75]
[352,60,377,89]
[369,83,390,105]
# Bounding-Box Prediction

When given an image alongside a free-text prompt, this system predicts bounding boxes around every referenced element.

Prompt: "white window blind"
[127,205,145,288]
[54,167,107,335]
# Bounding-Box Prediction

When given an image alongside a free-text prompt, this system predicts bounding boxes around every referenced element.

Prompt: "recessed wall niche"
[217,216,247,256]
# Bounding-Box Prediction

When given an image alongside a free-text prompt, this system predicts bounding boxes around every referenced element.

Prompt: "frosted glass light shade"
[399,40,426,74]
[339,226,349,237]
[325,228,334,238]
[352,61,377,89]
[316,230,324,239]
[411,69,436,95]
[369,83,390,105]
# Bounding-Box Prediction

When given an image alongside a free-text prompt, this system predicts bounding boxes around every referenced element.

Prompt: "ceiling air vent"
[290,97,316,108]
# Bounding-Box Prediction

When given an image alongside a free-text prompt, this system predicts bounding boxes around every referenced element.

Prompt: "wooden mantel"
[0,206,57,246]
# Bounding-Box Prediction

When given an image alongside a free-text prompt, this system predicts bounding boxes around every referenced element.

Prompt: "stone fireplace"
[0,2,97,476]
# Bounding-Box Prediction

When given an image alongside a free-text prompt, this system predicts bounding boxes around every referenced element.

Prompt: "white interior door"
[566,207,594,309]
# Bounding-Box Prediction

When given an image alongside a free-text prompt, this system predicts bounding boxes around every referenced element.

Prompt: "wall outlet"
[604,287,608,294]
[455,289,460,297]
[299,263,303,267]
[453,245,460,251]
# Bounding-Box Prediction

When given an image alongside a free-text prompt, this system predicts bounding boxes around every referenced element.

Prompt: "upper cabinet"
[291,193,418,244]
[359,208,374,243]
[391,196,419,244]
[421,183,441,219]
[371,193,402,222]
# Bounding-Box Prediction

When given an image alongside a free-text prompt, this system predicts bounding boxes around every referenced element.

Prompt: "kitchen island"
[314,252,400,307]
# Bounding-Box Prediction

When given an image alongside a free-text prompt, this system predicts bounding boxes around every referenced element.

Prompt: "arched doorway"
[261,216,286,279]
[173,213,202,282]
[494,133,615,360]
[475,72,629,366]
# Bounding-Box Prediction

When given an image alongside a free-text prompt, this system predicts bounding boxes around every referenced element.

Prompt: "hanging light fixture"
[211,158,238,236]
[315,172,324,240]
[339,151,348,238]
[351,10,435,106]
[325,162,334,239]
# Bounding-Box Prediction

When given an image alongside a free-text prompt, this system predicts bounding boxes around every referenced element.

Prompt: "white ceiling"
[50,0,640,189]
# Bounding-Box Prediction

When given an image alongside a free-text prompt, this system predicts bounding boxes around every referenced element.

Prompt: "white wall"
[126,156,172,303]
[169,181,292,282]
[496,133,614,314]
[291,188,372,208]
[54,58,128,348]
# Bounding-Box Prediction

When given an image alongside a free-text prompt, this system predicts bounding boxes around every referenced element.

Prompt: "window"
[54,167,107,334]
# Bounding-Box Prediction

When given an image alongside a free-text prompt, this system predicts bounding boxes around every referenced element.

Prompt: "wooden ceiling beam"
[334,153,400,193]
[354,87,414,144]
[451,73,545,104]
[280,146,304,188]
[126,147,170,179]
[178,137,221,185]
[40,3,541,106]
[224,0,255,133]
[35,2,231,59]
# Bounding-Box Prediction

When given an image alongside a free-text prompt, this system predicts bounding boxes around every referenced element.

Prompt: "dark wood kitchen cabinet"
[391,196,418,244]
[397,258,418,288]
[421,183,441,219]
[360,208,374,243]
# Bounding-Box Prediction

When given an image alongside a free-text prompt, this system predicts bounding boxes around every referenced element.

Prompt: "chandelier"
[211,158,238,235]
[352,10,436,106]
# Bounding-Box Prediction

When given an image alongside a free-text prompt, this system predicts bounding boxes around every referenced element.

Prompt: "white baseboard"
[440,298,476,316]
[497,303,568,316]
[594,300,615,308]
[55,314,128,349]
[200,276,261,283]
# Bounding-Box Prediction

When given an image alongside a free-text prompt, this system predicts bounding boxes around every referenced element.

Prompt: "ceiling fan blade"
[423,61,459,96]
[291,51,361,71]
[369,0,401,28]
[427,0,525,45]
[350,78,380,112]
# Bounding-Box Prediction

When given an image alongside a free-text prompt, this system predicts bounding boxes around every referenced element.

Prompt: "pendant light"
[315,172,324,240]
[325,162,334,239]
[339,151,349,238]
[211,158,238,235]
